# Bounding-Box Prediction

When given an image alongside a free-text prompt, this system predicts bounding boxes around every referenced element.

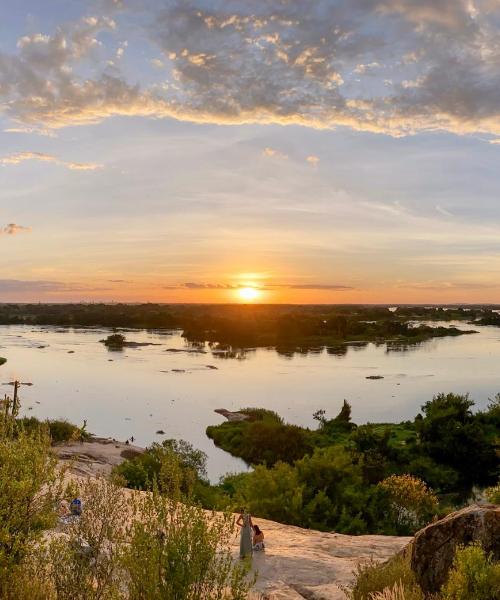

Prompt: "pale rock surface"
[233,518,410,599]
[54,437,143,477]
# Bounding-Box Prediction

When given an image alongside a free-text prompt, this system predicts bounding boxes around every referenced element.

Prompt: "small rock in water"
[68,350,75,354]
[205,365,218,370]
[156,430,165,435]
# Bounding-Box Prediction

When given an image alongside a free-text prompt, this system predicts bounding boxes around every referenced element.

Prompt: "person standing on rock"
[236,509,253,559]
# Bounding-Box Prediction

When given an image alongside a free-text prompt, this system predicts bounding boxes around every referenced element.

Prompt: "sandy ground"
[55,438,410,599]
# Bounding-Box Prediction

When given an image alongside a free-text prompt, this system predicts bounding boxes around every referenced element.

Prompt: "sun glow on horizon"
[238,286,260,302]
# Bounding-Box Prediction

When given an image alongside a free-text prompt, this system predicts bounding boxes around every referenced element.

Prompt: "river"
[0,322,498,480]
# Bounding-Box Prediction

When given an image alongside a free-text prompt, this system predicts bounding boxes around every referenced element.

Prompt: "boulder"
[410,503,500,594]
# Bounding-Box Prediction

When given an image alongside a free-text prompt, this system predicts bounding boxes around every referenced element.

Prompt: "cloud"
[164,282,240,290]
[283,284,353,290]
[306,155,320,166]
[164,282,353,291]
[0,279,110,294]
[1,223,31,235]
[263,147,288,160]
[399,280,499,291]
[151,58,165,68]
[0,152,102,170]
[2,2,500,136]
[435,205,454,217]
[4,127,56,137]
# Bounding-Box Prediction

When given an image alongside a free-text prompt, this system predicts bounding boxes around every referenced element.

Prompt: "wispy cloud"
[4,127,57,138]
[0,279,111,294]
[306,155,320,167]
[263,147,288,160]
[0,151,102,171]
[164,282,353,291]
[1,223,31,235]
[164,282,240,290]
[398,281,499,291]
[436,205,453,217]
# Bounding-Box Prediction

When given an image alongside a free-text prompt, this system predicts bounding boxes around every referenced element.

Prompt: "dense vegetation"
[0,303,480,352]
[200,394,499,534]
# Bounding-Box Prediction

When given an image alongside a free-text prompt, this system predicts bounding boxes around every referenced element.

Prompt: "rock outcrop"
[215,408,250,422]
[410,503,500,594]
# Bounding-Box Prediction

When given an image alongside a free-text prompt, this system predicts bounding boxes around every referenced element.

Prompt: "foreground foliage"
[440,544,500,600]
[351,544,500,600]
[350,554,423,600]
[0,407,254,599]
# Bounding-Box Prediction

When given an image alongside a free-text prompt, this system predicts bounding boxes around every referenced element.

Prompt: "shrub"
[484,481,500,504]
[0,427,60,596]
[114,439,208,494]
[369,581,423,600]
[440,543,500,600]
[27,473,254,599]
[16,417,89,443]
[349,554,423,600]
[378,475,438,534]
[42,478,127,600]
[124,487,253,599]
[102,333,126,349]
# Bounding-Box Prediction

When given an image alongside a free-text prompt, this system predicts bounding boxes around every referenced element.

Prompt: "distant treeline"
[0,302,488,349]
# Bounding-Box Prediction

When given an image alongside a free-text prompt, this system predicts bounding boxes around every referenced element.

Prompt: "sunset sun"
[238,286,260,302]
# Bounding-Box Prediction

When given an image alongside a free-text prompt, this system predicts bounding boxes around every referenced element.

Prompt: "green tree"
[416,394,497,486]
[231,462,304,525]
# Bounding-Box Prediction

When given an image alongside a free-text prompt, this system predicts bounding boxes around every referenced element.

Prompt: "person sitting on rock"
[252,524,265,551]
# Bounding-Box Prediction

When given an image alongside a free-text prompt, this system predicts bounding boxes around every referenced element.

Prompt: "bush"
[102,333,126,349]
[0,427,60,596]
[378,475,438,534]
[349,554,423,600]
[485,481,500,504]
[124,486,253,599]
[440,543,500,600]
[17,417,89,444]
[42,478,127,600]
[114,439,207,493]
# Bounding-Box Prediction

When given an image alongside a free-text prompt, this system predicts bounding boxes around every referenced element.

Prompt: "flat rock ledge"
[242,519,410,599]
[54,437,144,477]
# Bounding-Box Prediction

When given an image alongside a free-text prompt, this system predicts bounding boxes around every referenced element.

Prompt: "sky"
[2,0,500,303]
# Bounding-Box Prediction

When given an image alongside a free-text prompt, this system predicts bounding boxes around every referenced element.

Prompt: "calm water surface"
[1,322,499,481]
